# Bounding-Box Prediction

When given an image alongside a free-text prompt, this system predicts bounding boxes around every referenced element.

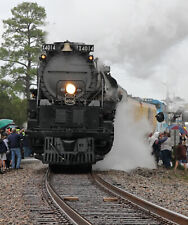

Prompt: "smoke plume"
[93,97,156,171]
[44,0,188,101]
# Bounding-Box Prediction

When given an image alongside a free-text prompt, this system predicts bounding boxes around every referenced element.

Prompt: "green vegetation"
[174,171,188,182]
[0,2,46,126]
[0,92,27,127]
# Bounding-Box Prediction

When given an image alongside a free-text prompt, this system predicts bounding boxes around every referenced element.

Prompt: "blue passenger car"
[143,98,168,132]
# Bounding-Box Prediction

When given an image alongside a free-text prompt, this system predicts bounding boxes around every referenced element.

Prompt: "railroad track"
[44,169,188,225]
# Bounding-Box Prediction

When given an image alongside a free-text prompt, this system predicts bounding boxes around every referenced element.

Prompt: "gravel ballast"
[98,167,188,217]
[0,159,48,225]
[0,159,187,224]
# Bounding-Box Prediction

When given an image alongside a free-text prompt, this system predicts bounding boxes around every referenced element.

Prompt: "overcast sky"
[1,0,188,102]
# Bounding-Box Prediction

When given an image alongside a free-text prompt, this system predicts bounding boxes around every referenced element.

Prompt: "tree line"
[0,2,46,126]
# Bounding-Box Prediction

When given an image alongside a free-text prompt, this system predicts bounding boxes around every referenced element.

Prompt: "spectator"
[8,128,23,169]
[0,134,8,173]
[2,132,11,170]
[22,132,32,157]
[0,160,3,173]
[148,132,154,146]
[174,143,187,173]
[19,129,24,159]
[150,132,161,166]
[159,132,172,169]
[5,128,11,135]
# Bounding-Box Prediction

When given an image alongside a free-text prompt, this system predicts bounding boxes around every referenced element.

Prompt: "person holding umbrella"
[167,124,188,135]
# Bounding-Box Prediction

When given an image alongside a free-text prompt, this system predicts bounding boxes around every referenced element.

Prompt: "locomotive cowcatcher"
[27,41,119,167]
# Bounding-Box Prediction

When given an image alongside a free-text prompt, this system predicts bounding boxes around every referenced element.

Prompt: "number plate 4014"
[42,44,56,51]
[77,45,94,52]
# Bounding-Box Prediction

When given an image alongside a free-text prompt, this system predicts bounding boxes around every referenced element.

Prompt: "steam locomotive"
[27,41,120,167]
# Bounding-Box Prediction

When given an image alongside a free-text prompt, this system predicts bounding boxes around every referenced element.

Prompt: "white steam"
[45,0,188,101]
[93,97,156,171]
[1,0,188,100]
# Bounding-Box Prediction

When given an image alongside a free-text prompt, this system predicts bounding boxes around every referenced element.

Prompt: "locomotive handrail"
[50,143,65,161]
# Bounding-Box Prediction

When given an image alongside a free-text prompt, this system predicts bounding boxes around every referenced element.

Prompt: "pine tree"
[0,2,46,100]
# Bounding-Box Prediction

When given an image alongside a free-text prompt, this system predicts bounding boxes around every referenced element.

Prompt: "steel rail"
[92,173,188,225]
[45,169,92,225]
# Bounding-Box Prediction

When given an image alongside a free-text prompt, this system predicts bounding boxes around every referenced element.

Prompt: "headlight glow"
[88,55,94,61]
[66,83,76,94]
[41,54,46,59]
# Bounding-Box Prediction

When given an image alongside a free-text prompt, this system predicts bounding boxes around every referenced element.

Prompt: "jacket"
[160,137,172,151]
[8,133,22,148]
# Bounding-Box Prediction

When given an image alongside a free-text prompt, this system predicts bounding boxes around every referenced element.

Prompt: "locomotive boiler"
[27,41,120,167]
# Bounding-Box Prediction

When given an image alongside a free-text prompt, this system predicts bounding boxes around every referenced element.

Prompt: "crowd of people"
[1,125,188,174]
[149,131,188,172]
[0,127,31,174]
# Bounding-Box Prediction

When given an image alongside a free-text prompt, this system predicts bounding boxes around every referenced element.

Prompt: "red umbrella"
[167,124,188,135]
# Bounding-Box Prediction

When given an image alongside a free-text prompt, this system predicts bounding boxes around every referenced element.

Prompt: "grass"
[172,168,188,182]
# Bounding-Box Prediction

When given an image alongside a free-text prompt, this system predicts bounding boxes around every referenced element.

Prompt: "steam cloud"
[1,0,188,100]
[93,96,156,171]
[45,0,188,101]
[1,0,188,170]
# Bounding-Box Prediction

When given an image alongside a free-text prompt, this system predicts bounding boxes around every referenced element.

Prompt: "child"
[0,133,8,173]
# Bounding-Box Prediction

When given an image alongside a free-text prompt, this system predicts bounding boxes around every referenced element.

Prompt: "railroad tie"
[63,196,79,201]
[103,197,118,202]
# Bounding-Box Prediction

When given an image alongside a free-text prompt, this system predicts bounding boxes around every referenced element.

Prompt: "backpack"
[0,139,8,154]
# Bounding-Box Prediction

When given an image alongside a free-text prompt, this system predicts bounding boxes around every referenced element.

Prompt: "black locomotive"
[27,41,119,167]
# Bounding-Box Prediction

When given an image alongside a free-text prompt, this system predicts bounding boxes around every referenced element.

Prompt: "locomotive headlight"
[88,55,94,61]
[65,83,76,95]
[40,54,47,60]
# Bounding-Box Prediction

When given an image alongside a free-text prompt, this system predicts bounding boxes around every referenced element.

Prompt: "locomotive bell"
[62,42,72,51]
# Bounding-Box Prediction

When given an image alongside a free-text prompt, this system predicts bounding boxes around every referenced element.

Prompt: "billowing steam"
[1,0,187,170]
[43,0,188,101]
[93,97,156,171]
[1,0,188,100]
